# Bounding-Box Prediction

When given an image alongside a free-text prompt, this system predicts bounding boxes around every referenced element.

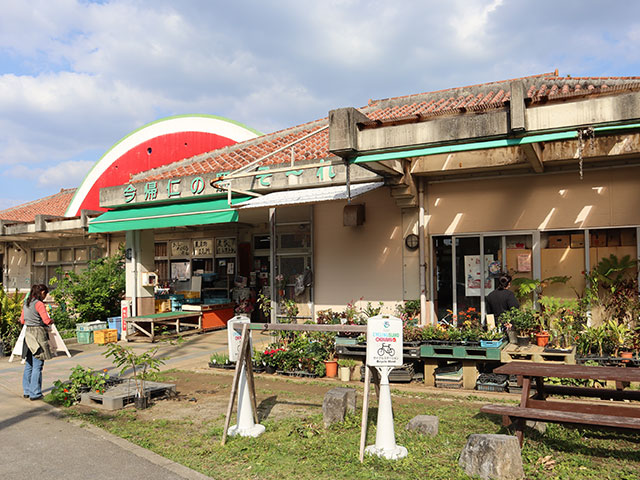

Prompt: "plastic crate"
[476,381,508,392]
[76,321,107,332]
[77,330,94,344]
[94,329,118,345]
[480,339,506,348]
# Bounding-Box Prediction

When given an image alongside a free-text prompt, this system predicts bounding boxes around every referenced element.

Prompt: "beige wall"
[314,187,405,312]
[426,166,640,235]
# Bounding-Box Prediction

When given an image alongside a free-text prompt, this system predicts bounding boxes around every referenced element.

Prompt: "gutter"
[352,122,640,164]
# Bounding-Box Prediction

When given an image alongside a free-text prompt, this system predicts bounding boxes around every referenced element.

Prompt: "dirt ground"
[87,367,508,424]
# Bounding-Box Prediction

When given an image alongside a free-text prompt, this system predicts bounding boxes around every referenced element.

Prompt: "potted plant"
[318,331,338,377]
[337,358,358,382]
[209,352,233,369]
[605,319,633,358]
[501,307,536,346]
[480,328,505,348]
[104,343,166,409]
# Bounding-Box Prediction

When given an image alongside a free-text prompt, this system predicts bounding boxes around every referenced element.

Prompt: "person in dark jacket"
[486,273,519,320]
[20,284,53,401]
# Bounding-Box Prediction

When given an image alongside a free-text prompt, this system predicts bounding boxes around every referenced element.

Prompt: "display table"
[181,303,235,330]
[126,311,202,342]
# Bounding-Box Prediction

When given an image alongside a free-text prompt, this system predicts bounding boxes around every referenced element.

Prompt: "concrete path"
[0,329,272,480]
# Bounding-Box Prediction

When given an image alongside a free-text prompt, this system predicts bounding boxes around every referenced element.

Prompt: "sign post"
[226,316,264,438]
[363,314,407,460]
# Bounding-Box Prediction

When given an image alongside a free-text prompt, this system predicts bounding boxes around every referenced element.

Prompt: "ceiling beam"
[522,142,544,173]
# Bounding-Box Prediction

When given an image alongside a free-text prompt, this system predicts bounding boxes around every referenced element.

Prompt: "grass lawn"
[55,370,640,480]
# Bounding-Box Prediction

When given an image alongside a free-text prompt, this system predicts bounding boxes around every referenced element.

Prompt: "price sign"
[227,315,251,362]
[366,315,403,367]
[193,239,212,256]
[171,240,190,257]
[216,237,237,255]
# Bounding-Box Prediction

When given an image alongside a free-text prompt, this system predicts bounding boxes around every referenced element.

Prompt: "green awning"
[88,197,247,233]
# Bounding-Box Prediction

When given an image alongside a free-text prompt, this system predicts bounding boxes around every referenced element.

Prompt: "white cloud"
[1,0,640,206]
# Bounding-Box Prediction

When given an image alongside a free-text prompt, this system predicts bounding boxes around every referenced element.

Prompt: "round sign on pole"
[366,315,403,367]
[227,315,251,362]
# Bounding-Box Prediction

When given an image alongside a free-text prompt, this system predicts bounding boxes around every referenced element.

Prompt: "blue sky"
[1,0,640,210]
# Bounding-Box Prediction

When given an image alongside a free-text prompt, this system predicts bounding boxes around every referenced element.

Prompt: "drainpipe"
[418,178,427,326]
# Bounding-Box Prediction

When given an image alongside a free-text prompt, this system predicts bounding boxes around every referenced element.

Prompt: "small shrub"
[50,365,110,407]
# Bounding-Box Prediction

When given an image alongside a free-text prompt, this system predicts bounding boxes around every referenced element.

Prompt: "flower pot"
[324,360,338,378]
[516,335,530,347]
[339,366,351,382]
[535,331,550,347]
[265,365,276,374]
[507,330,518,344]
[620,351,633,363]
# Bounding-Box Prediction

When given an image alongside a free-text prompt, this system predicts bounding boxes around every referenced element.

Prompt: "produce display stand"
[181,303,235,331]
[125,311,202,342]
[421,341,507,390]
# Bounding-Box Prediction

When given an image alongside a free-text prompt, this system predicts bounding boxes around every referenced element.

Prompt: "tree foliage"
[49,246,126,329]
[0,287,25,354]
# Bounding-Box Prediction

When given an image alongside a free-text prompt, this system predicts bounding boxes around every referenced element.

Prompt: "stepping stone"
[322,387,356,427]
[459,434,524,480]
[406,415,438,436]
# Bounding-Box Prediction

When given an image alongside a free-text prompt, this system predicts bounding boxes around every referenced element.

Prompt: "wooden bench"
[480,362,640,445]
[481,404,640,431]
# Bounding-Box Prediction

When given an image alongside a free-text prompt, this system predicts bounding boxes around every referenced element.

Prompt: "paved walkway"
[0,329,272,480]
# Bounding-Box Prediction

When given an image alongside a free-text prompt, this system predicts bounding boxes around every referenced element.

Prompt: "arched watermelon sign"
[65,115,261,217]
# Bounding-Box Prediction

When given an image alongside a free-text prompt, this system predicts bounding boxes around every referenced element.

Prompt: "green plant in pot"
[337,357,358,381]
[605,319,633,358]
[500,307,537,345]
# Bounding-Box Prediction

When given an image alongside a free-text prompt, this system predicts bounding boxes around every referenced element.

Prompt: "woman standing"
[20,284,53,401]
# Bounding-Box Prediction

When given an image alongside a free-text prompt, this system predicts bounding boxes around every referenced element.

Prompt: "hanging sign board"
[193,239,212,256]
[227,315,251,362]
[366,315,403,367]
[171,240,191,257]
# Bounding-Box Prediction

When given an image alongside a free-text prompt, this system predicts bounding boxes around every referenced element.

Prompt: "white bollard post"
[364,314,407,460]
[227,316,264,438]
[228,364,265,437]
[365,366,408,460]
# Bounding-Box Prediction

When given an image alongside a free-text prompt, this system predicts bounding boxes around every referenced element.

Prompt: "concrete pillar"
[462,360,479,390]
[125,230,155,316]
[423,359,437,387]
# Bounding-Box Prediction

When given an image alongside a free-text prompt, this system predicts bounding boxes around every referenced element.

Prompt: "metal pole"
[269,208,277,324]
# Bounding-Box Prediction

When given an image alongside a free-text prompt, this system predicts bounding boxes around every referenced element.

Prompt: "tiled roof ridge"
[132,117,328,182]
[363,72,556,109]
[362,73,640,113]
[0,188,76,217]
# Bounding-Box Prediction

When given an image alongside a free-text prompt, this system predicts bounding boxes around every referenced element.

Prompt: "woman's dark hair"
[497,274,512,290]
[26,284,49,306]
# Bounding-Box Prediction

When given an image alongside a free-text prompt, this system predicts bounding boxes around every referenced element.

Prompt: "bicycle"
[377,343,395,357]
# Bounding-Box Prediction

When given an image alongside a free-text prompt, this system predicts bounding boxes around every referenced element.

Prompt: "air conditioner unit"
[141,272,158,287]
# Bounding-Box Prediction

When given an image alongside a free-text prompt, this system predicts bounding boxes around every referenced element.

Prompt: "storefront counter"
[181,303,235,330]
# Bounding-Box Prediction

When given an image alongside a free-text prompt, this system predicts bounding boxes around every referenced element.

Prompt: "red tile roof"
[135,72,640,182]
[0,188,76,223]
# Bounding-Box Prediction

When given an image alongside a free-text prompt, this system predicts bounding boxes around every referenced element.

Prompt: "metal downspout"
[418,178,427,326]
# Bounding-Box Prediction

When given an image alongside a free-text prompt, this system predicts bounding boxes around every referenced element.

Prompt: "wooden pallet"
[500,344,576,364]
[80,379,176,410]
[421,341,505,361]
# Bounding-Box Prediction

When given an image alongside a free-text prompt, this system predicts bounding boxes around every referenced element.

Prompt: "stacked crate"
[435,363,464,389]
[76,321,107,344]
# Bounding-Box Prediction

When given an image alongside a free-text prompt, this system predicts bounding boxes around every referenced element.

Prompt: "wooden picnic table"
[480,361,640,445]
[126,311,202,342]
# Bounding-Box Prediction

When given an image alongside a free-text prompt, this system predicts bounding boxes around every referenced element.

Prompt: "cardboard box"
[620,229,637,246]
[570,233,585,248]
[548,234,570,248]
[606,230,620,247]
[590,231,607,247]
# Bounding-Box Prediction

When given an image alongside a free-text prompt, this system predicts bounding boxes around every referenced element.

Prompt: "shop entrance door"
[432,233,534,325]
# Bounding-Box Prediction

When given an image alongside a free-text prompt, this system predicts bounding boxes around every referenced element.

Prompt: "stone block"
[459,434,524,480]
[406,415,438,436]
[322,387,356,427]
